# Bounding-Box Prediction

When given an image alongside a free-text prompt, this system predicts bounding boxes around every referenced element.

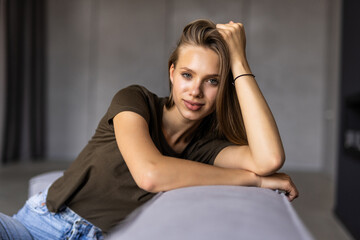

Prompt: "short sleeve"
[106,85,152,126]
[185,137,235,165]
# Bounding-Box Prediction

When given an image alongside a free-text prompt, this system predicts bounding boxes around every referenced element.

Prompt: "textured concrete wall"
[46,0,341,173]
[247,0,328,171]
[47,0,94,160]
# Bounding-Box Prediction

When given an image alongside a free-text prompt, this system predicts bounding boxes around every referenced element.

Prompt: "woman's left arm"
[215,21,285,176]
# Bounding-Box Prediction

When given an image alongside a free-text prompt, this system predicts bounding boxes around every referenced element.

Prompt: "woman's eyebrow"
[179,67,219,77]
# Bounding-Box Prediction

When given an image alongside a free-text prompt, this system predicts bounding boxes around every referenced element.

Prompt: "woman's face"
[170,45,220,122]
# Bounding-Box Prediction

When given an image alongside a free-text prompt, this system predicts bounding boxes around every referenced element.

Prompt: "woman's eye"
[208,78,219,86]
[181,73,192,79]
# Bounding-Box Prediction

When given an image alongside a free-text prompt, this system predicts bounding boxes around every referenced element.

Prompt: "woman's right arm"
[114,111,298,201]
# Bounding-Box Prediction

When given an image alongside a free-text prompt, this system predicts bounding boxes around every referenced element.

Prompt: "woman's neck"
[162,105,201,152]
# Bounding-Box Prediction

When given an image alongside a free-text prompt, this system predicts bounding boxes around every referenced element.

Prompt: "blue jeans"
[0,187,104,240]
[0,212,33,239]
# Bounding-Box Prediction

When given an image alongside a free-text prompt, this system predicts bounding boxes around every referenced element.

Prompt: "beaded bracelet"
[232,73,255,85]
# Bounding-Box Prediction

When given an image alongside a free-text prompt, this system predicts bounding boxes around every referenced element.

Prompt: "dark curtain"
[1,0,46,164]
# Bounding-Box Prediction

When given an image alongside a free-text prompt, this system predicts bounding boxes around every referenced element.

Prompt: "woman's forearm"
[216,22,285,174]
[142,153,298,202]
[141,155,260,193]
[232,60,285,172]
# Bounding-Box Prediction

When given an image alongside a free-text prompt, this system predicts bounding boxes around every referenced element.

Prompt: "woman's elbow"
[137,165,162,193]
[255,154,285,176]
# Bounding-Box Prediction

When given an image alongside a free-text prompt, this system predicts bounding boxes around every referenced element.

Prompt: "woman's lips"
[183,100,205,111]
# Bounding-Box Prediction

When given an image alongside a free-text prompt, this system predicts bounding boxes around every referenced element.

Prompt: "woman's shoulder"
[111,84,161,104]
[107,84,166,122]
[114,84,164,100]
[115,84,154,96]
[103,85,159,128]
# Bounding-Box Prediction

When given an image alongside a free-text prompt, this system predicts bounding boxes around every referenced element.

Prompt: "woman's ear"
[169,64,175,84]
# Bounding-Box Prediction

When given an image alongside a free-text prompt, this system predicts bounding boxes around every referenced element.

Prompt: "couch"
[29,171,313,240]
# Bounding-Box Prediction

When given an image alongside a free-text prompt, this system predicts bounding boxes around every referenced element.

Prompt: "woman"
[0,19,298,239]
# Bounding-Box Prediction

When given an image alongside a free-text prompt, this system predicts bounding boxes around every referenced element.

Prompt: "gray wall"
[323,0,341,177]
[46,0,341,175]
[0,0,5,167]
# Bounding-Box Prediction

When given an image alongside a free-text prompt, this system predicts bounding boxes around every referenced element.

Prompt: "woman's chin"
[181,111,207,122]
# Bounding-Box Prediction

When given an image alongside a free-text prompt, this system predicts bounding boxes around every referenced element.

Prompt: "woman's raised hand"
[216,21,298,201]
[258,173,299,202]
[216,21,250,73]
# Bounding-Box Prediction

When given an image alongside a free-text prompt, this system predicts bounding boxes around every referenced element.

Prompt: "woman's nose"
[190,80,203,98]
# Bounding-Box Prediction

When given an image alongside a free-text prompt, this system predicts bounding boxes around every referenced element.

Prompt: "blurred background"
[0,0,359,239]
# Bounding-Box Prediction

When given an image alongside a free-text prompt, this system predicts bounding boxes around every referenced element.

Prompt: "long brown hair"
[166,19,248,145]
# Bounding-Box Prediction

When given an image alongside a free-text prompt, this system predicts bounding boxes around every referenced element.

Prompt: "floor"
[0,161,355,240]
[288,171,354,240]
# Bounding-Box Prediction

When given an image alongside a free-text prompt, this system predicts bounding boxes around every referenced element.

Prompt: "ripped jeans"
[0,187,104,240]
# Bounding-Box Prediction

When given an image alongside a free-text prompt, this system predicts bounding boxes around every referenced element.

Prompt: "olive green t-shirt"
[46,85,234,233]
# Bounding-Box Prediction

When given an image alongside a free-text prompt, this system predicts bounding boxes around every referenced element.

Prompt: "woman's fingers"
[216,22,244,34]
[284,176,299,201]
[260,173,299,202]
[216,21,247,65]
[287,184,299,201]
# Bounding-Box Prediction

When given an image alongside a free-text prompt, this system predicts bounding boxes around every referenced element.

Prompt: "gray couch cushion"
[107,185,313,240]
[28,171,64,197]
[28,172,313,239]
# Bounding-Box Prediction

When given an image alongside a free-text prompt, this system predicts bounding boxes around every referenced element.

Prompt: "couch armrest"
[28,171,64,197]
[108,185,313,240]
[28,172,313,239]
